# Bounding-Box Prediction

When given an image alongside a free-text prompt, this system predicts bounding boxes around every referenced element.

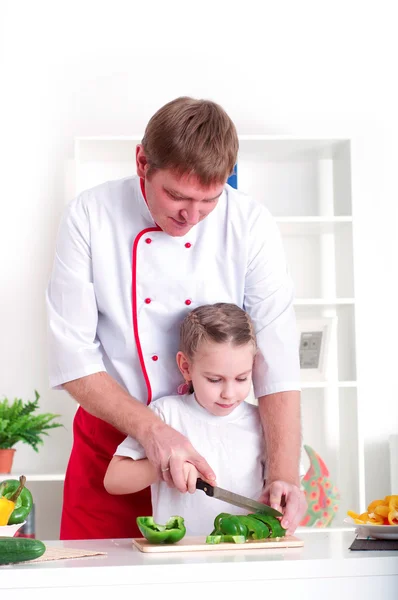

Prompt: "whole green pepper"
[0,479,33,525]
[136,516,186,544]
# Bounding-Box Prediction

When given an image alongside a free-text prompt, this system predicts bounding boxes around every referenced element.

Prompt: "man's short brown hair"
[141,97,238,186]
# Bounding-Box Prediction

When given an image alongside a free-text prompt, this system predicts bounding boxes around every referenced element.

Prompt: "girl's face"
[177,340,255,416]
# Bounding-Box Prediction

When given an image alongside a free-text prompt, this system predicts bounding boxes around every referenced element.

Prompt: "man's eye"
[236,378,248,382]
[167,191,183,200]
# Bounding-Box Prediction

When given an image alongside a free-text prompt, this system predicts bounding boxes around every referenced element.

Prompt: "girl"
[104,303,267,536]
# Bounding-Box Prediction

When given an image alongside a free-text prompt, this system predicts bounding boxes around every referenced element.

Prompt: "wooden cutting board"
[132,535,304,553]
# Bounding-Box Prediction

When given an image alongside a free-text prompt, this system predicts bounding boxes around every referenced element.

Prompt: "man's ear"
[176,351,192,381]
[136,144,150,178]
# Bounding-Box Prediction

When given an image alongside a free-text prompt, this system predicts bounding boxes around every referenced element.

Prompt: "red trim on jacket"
[132,226,161,405]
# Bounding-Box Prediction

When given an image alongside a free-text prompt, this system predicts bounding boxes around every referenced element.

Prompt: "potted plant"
[0,391,62,473]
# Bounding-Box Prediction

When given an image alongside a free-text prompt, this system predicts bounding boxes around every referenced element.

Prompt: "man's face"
[136,145,225,237]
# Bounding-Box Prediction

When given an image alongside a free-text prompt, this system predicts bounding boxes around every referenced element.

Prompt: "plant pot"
[0,448,16,473]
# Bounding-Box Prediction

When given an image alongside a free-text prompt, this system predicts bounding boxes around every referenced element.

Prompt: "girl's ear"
[176,351,192,381]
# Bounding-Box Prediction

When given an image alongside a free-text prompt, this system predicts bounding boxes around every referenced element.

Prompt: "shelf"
[276,217,352,236]
[301,381,357,389]
[0,473,65,482]
[294,299,355,306]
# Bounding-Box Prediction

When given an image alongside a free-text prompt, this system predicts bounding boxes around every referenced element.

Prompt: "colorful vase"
[300,445,340,527]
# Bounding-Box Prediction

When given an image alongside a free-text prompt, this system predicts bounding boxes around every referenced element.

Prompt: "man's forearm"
[63,372,159,444]
[258,390,301,486]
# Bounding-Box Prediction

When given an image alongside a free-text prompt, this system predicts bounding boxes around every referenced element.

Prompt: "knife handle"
[196,478,215,496]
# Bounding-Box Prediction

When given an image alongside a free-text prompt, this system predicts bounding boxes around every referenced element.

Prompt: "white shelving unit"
[9,135,364,537]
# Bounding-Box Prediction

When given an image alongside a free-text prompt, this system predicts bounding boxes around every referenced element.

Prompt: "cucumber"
[0,537,46,564]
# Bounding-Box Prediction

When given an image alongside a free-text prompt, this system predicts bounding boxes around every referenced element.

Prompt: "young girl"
[104,303,267,536]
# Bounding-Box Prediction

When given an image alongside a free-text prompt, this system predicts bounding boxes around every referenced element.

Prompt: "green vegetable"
[237,515,270,540]
[0,478,33,524]
[209,512,287,542]
[0,390,62,452]
[249,513,287,538]
[215,515,248,537]
[136,516,186,544]
[0,537,46,564]
[206,535,246,544]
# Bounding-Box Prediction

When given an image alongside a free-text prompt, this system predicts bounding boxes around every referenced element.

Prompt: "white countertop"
[1,528,398,591]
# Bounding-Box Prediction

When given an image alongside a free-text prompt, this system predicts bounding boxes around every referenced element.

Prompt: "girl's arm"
[104,455,159,495]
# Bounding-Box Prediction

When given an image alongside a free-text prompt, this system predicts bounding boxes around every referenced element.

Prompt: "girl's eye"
[207,378,221,383]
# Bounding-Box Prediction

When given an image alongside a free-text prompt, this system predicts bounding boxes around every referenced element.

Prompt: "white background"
[0,0,397,512]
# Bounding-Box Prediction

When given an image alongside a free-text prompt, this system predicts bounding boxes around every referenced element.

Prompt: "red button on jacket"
[185,242,191,248]
[145,298,151,304]
[152,355,158,361]
[145,238,152,244]
[185,299,192,306]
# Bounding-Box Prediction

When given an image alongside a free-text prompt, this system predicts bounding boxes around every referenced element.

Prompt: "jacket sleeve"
[46,193,106,388]
[244,206,301,397]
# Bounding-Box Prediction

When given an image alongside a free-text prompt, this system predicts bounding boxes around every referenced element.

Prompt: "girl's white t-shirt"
[115,393,266,536]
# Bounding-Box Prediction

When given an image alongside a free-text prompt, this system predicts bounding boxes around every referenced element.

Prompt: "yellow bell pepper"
[367,513,384,524]
[375,505,389,518]
[388,497,398,525]
[0,475,27,526]
[367,499,387,513]
[0,497,16,526]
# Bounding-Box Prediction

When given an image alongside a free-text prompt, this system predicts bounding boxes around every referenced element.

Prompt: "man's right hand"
[141,420,216,493]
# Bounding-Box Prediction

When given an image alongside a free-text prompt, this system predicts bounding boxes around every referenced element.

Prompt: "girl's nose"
[221,382,234,400]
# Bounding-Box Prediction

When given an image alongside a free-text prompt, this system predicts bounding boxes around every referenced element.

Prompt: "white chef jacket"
[46,175,300,402]
[115,393,266,535]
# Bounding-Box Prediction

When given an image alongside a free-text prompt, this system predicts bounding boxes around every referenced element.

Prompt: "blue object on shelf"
[227,164,238,189]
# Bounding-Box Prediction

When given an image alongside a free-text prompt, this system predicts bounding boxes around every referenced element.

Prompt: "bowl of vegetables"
[345,494,398,539]
[0,475,32,536]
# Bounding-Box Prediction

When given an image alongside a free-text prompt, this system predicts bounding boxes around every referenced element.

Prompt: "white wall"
[1,0,397,529]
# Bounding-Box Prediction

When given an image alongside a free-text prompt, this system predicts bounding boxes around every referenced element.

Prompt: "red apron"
[61,179,156,540]
[60,406,151,540]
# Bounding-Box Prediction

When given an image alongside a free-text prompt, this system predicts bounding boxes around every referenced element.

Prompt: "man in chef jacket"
[46,96,306,540]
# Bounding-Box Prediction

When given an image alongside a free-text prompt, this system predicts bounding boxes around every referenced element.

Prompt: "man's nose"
[180,205,200,225]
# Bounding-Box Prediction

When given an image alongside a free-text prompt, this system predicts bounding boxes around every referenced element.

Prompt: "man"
[47,97,306,540]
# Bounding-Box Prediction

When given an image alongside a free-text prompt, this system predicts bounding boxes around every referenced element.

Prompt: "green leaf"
[0,391,63,451]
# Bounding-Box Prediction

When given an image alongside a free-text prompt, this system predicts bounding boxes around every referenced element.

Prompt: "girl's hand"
[183,462,199,494]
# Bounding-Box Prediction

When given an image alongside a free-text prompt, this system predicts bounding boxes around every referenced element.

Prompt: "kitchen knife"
[195,478,283,517]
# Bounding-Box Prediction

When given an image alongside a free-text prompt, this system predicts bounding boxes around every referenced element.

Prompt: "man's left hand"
[260,480,307,535]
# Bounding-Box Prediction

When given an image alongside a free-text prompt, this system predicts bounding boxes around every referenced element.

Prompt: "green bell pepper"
[0,479,33,525]
[215,515,248,537]
[237,515,270,540]
[249,513,286,538]
[206,535,246,544]
[136,516,186,544]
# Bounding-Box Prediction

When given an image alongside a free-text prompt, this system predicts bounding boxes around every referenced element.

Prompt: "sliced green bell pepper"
[0,479,33,525]
[216,515,248,537]
[136,516,186,544]
[249,513,286,538]
[206,535,246,544]
[237,515,270,540]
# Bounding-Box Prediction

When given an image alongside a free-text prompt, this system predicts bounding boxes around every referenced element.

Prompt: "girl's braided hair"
[180,303,257,362]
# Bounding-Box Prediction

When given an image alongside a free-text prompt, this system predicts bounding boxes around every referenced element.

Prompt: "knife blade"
[195,478,283,517]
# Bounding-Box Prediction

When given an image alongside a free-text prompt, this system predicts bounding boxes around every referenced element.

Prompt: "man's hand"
[141,421,216,492]
[260,480,307,535]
